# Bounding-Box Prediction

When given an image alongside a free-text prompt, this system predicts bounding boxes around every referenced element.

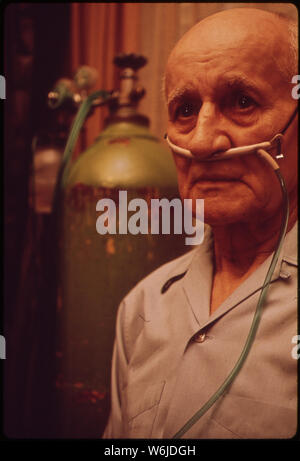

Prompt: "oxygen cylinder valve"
[48,78,77,109]
[106,53,149,126]
[113,53,147,106]
[48,53,150,137]
[48,66,110,110]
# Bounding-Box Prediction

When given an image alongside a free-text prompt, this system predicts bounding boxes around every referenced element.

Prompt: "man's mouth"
[192,175,241,184]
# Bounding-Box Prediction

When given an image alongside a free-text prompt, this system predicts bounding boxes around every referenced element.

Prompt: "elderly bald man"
[103,8,298,439]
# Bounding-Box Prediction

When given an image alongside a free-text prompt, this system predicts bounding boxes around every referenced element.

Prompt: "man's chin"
[200,203,255,227]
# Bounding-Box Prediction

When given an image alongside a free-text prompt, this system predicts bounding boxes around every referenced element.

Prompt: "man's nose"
[188,102,232,159]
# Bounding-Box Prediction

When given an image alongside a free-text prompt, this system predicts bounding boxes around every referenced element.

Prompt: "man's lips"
[192,175,242,184]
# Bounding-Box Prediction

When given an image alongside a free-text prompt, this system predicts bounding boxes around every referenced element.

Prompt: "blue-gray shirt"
[104,223,297,438]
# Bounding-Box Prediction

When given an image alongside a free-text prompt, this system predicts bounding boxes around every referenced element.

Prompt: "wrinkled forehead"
[166,47,281,97]
[165,12,290,95]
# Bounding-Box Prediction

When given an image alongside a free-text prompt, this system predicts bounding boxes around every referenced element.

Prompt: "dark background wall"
[4,3,71,437]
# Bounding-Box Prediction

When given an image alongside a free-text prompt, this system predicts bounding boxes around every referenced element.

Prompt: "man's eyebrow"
[166,76,262,107]
[166,85,196,106]
[167,75,259,106]
[219,75,261,94]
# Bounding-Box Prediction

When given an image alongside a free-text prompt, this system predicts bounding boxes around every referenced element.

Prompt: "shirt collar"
[181,221,297,330]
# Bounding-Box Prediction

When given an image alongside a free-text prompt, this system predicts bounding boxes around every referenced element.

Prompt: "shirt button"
[194,332,206,343]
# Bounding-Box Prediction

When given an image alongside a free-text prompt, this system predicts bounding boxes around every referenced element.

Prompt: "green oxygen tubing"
[165,124,293,438]
[173,158,289,439]
[51,89,113,211]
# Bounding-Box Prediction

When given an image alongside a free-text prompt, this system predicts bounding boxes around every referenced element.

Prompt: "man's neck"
[209,203,297,315]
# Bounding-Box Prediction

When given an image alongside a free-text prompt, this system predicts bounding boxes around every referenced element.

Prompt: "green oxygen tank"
[55,54,186,438]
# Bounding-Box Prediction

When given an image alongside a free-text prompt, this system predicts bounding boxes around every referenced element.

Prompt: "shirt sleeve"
[102,300,129,438]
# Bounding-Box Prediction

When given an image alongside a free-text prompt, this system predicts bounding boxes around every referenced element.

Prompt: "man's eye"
[175,102,200,119]
[235,94,256,110]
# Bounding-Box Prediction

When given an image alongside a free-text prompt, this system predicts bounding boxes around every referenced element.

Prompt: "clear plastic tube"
[172,153,289,439]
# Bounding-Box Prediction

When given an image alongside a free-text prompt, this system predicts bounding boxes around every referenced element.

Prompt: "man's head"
[165,8,298,227]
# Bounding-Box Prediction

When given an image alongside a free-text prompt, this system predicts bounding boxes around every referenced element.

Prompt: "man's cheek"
[172,153,191,172]
[177,176,189,200]
[173,156,191,188]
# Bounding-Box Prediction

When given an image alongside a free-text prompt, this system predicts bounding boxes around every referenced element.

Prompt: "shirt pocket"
[121,380,166,438]
[210,393,297,439]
